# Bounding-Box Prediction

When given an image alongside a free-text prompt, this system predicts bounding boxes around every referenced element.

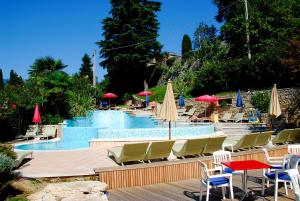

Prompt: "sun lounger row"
[107,136,226,165]
[223,131,272,152]
[219,112,249,123]
[272,128,300,145]
[23,125,57,140]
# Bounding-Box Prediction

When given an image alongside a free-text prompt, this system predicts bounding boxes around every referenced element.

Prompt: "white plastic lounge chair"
[39,126,57,140]
[182,108,196,116]
[23,125,38,140]
[262,154,300,200]
[199,160,234,201]
[286,169,300,201]
[288,144,300,154]
[219,113,233,122]
[228,112,248,123]
[14,151,33,168]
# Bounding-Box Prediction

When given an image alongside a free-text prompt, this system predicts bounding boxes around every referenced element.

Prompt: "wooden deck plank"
[109,170,298,201]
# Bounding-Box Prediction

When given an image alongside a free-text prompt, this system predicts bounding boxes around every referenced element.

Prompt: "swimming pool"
[15,110,215,151]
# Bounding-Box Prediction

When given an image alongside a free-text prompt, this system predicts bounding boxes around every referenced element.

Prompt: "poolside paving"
[15,148,118,178]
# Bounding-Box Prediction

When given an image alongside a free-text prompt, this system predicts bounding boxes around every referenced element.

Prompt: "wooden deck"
[109,171,297,201]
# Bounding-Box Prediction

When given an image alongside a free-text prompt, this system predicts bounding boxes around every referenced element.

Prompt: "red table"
[222,160,271,199]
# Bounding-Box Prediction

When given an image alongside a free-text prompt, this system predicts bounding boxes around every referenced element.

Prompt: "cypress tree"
[98,0,162,97]
[8,70,23,86]
[79,53,93,83]
[181,34,192,63]
[0,68,4,89]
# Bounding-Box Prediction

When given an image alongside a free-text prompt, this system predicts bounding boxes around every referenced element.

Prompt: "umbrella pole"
[168,121,171,140]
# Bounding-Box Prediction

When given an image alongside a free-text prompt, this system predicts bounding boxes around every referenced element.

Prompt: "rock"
[28,181,108,201]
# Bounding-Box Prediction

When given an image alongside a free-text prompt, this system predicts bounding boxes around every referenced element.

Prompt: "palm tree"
[29,56,67,76]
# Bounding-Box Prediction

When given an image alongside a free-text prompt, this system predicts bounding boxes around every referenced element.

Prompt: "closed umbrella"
[194,95,218,117]
[179,95,185,108]
[236,89,243,107]
[32,103,41,124]
[159,80,178,140]
[103,93,118,108]
[269,84,281,128]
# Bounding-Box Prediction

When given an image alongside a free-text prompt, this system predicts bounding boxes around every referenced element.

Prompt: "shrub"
[42,114,63,124]
[251,91,270,113]
[0,144,16,160]
[0,154,14,187]
[7,197,29,201]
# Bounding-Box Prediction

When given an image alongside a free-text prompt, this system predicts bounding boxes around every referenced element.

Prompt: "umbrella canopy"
[269,84,281,117]
[103,93,118,99]
[236,89,243,107]
[194,95,218,117]
[103,93,118,108]
[159,80,178,140]
[32,104,41,124]
[137,91,152,96]
[179,95,185,107]
[194,95,218,103]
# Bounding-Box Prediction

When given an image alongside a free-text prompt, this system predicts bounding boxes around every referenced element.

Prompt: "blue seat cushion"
[208,177,229,186]
[224,167,234,173]
[265,172,291,181]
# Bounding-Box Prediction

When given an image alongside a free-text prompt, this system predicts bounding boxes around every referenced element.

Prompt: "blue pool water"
[15,110,214,151]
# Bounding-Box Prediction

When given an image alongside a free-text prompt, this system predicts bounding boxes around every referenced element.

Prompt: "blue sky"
[0,0,220,80]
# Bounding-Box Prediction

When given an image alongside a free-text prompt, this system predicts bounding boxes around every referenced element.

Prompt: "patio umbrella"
[103,93,118,108]
[194,95,218,117]
[159,80,178,140]
[32,103,41,124]
[137,91,152,107]
[236,89,243,107]
[179,95,185,108]
[269,84,281,128]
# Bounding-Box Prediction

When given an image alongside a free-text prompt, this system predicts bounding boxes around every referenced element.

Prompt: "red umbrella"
[103,93,118,108]
[32,104,41,124]
[194,95,219,102]
[194,95,219,117]
[137,91,152,96]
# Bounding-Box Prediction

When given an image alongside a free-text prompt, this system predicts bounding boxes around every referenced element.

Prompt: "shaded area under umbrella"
[159,80,178,140]
[103,93,118,108]
[236,89,243,107]
[137,91,152,107]
[194,95,218,117]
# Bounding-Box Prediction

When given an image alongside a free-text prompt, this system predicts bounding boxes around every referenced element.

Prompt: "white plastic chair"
[288,144,300,154]
[286,169,300,201]
[262,154,300,201]
[199,160,234,201]
[213,150,244,178]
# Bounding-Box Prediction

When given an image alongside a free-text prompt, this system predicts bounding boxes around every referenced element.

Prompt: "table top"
[222,160,271,171]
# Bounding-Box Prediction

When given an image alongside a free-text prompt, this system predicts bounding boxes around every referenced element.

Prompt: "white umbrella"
[159,79,178,140]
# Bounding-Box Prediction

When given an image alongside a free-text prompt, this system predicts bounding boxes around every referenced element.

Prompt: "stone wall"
[184,87,300,126]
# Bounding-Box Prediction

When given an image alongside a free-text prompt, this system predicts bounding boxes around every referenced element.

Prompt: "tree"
[8,70,23,86]
[29,56,67,77]
[193,23,217,50]
[98,0,162,98]
[181,34,192,63]
[79,54,93,83]
[0,69,4,90]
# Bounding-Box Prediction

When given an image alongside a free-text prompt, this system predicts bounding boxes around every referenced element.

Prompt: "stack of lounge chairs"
[14,151,33,168]
[22,125,57,140]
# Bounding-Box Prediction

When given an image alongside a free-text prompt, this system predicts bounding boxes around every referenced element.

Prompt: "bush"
[251,91,270,113]
[42,114,63,124]
[0,144,16,160]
